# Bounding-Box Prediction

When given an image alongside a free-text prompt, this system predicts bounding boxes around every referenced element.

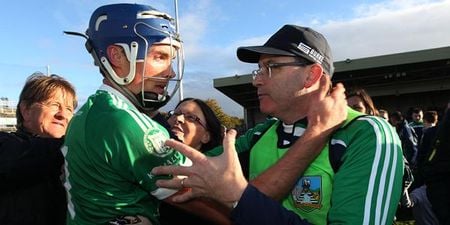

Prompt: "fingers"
[330,82,346,98]
[151,164,189,176]
[317,74,331,99]
[172,189,196,202]
[155,177,185,189]
[165,139,206,162]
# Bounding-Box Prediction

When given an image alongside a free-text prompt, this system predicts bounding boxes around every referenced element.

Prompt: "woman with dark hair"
[160,98,226,225]
[167,98,223,152]
[346,87,379,116]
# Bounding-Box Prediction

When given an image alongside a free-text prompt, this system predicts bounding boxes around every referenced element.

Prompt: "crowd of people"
[1,2,449,225]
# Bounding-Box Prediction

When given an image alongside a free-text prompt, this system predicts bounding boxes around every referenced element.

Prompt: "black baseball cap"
[237,24,334,76]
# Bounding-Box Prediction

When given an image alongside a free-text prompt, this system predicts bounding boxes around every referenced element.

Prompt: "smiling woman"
[167,98,223,152]
[0,72,77,225]
[160,97,225,225]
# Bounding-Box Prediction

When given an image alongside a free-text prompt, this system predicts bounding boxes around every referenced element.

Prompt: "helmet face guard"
[84,3,184,111]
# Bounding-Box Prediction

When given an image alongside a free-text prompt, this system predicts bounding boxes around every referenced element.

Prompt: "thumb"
[222,129,237,161]
[316,75,331,100]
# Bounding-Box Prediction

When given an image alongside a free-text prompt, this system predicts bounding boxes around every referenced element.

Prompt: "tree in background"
[204,99,243,129]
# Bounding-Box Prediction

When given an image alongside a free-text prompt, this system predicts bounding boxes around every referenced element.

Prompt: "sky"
[1,0,450,117]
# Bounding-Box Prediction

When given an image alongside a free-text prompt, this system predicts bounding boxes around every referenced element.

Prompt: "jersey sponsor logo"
[292,176,322,211]
[143,128,173,157]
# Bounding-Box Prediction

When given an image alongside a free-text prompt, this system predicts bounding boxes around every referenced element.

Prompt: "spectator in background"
[417,111,439,169]
[423,102,450,224]
[422,111,438,131]
[159,98,224,225]
[346,87,379,116]
[408,113,439,225]
[0,73,77,225]
[390,111,419,168]
[379,109,389,121]
[409,107,424,141]
[417,110,439,170]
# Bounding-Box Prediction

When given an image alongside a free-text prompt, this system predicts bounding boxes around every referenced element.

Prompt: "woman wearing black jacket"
[0,73,77,225]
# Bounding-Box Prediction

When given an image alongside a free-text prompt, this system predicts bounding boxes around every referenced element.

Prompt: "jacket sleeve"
[0,132,64,190]
[231,184,311,225]
[328,117,403,224]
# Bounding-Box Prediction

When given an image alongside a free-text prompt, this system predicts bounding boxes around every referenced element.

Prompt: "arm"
[328,117,404,224]
[231,184,311,225]
[0,132,64,189]
[163,194,232,225]
[250,75,347,200]
[153,130,311,225]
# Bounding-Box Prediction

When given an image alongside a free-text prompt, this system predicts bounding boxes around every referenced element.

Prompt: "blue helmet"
[87,3,179,64]
[67,3,184,111]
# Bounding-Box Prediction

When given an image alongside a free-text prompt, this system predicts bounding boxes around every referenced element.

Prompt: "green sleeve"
[205,118,278,156]
[93,109,183,194]
[329,116,403,225]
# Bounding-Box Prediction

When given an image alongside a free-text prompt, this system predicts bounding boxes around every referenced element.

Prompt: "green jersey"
[207,108,403,224]
[63,85,187,225]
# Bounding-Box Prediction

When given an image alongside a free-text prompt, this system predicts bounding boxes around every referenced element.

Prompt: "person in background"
[154,24,403,225]
[409,107,424,141]
[390,111,419,168]
[0,72,77,225]
[346,87,379,116]
[423,102,450,224]
[417,111,438,165]
[379,109,389,121]
[63,3,229,225]
[159,98,224,225]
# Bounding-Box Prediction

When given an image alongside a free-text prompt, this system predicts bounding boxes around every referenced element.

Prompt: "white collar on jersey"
[98,84,137,111]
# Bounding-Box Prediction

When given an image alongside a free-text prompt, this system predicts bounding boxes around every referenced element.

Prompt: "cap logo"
[297,42,324,64]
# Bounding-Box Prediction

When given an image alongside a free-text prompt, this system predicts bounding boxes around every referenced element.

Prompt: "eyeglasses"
[252,61,310,80]
[168,110,207,129]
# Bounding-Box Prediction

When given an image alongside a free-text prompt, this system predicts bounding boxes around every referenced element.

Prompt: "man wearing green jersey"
[154,25,404,225]
[62,3,229,225]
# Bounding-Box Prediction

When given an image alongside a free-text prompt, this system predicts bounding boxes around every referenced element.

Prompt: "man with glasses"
[154,25,404,225]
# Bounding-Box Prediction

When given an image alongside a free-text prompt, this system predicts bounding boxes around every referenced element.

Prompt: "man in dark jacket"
[0,73,77,225]
[424,102,450,224]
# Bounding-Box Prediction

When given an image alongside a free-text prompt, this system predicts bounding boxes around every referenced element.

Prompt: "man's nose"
[163,65,176,79]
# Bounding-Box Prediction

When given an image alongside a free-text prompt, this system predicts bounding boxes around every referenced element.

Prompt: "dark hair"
[175,98,222,151]
[423,110,438,124]
[346,87,379,116]
[412,107,423,114]
[389,111,403,121]
[16,72,77,130]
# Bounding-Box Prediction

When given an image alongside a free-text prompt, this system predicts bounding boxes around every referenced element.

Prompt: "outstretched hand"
[152,129,247,206]
[307,75,347,135]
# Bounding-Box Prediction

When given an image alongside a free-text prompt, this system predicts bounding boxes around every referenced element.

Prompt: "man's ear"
[304,64,323,88]
[106,45,125,67]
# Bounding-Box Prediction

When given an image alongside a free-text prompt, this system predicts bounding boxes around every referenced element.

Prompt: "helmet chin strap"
[135,91,171,112]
